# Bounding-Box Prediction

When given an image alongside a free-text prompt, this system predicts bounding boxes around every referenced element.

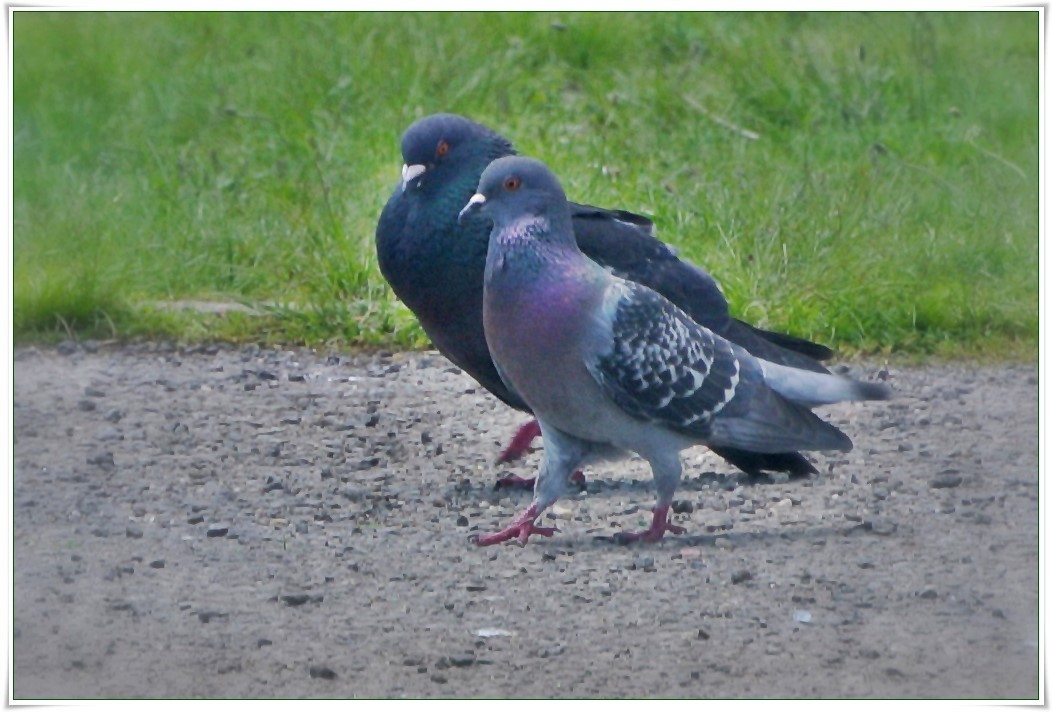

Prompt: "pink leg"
[474,503,557,546]
[496,420,542,464]
[617,504,686,543]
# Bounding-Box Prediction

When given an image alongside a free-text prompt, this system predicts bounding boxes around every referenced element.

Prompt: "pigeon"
[376,113,835,483]
[458,156,891,545]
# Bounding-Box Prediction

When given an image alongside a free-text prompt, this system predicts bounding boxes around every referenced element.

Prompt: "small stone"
[474,628,513,638]
[551,504,573,519]
[87,452,115,469]
[919,588,938,600]
[931,474,963,489]
[671,500,694,514]
[197,610,227,623]
[430,673,448,684]
[295,520,309,534]
[731,569,753,585]
[281,593,313,606]
[309,665,337,680]
[456,515,469,527]
[149,560,165,569]
[465,582,487,592]
[697,629,710,640]
[258,638,273,648]
[77,399,97,412]
[867,518,897,536]
[206,525,229,538]
[125,526,143,539]
[84,386,106,397]
[95,426,121,441]
[188,515,205,525]
[631,556,656,572]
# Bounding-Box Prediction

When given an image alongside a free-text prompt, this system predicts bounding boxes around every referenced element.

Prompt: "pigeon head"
[399,113,514,194]
[458,156,571,236]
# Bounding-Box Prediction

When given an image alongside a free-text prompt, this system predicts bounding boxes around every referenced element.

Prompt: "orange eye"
[436,140,450,158]
[503,176,521,191]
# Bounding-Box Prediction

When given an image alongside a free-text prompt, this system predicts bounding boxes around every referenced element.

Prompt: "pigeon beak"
[401,163,427,192]
[458,193,486,224]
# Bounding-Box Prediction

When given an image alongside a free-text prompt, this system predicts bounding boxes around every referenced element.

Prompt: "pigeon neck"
[492,211,577,252]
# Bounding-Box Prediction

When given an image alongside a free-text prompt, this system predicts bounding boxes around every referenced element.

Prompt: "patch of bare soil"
[11,343,1039,699]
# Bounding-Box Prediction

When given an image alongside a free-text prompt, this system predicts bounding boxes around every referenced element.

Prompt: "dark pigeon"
[459,156,891,544]
[376,113,834,482]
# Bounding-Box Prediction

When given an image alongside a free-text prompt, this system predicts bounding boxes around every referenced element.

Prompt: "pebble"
[671,500,694,514]
[206,525,230,538]
[631,556,656,572]
[149,560,165,569]
[867,518,897,536]
[77,399,97,412]
[125,525,144,539]
[309,665,337,680]
[731,570,753,585]
[95,426,122,441]
[474,628,513,638]
[281,593,322,606]
[931,473,963,489]
[87,451,115,469]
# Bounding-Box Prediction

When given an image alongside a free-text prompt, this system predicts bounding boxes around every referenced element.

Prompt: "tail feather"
[759,359,892,407]
[709,385,854,454]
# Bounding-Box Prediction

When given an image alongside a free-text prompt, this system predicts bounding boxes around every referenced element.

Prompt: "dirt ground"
[10,342,1041,700]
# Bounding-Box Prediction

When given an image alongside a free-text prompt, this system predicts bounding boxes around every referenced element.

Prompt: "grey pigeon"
[459,156,891,545]
[376,113,835,485]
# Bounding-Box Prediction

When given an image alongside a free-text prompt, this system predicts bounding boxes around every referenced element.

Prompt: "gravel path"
[12,342,1039,700]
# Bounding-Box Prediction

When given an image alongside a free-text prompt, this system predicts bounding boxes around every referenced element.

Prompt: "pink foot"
[617,505,686,543]
[496,420,542,464]
[494,470,587,491]
[474,504,557,546]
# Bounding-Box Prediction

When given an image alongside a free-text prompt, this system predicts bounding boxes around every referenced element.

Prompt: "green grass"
[13,11,1039,359]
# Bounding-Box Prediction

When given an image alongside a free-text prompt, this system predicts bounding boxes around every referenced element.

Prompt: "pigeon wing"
[586,282,852,453]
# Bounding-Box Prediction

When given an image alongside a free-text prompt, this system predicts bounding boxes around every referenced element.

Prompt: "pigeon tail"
[759,359,893,407]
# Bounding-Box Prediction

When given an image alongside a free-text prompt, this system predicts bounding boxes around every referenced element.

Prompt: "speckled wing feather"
[587,281,749,437]
[586,281,855,454]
